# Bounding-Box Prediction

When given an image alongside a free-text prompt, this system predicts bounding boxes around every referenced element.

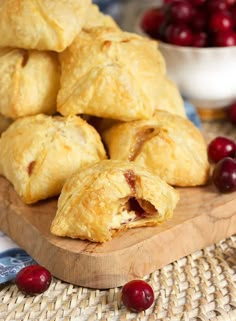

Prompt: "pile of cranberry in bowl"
[138,0,236,111]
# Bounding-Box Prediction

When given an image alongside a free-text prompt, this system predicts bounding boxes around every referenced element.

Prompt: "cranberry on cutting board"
[207,136,236,163]
[212,157,236,193]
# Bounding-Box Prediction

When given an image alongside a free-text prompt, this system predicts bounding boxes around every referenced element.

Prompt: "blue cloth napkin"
[93,0,119,12]
[184,100,201,128]
[0,232,35,284]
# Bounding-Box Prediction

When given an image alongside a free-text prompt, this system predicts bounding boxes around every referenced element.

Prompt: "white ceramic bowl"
[158,42,236,109]
[135,16,236,109]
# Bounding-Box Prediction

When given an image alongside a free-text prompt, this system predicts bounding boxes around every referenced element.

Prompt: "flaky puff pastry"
[50,160,179,242]
[0,114,106,204]
[103,110,210,187]
[86,74,186,134]
[0,48,60,119]
[0,0,91,52]
[57,27,172,121]
[82,4,120,30]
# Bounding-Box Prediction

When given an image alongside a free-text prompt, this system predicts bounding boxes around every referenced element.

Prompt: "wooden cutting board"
[0,176,235,289]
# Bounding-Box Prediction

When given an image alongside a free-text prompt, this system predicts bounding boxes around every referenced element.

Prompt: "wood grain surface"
[0,176,235,289]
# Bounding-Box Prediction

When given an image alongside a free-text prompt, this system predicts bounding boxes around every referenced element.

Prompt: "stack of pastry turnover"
[0,0,210,242]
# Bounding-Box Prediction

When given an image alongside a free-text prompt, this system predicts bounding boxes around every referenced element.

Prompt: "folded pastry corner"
[0,48,60,119]
[50,160,179,242]
[57,26,167,121]
[0,114,106,204]
[0,0,91,52]
[102,110,210,187]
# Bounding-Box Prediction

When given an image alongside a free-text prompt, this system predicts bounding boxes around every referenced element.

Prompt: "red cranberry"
[192,32,208,47]
[207,0,229,11]
[15,265,52,295]
[212,157,236,193]
[165,24,193,45]
[209,11,233,33]
[140,8,165,39]
[227,102,236,124]
[169,1,194,23]
[122,280,154,312]
[226,0,236,5]
[213,30,236,46]
[208,136,236,163]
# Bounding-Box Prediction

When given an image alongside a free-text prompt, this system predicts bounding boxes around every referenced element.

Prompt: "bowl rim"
[158,40,236,53]
[158,40,236,52]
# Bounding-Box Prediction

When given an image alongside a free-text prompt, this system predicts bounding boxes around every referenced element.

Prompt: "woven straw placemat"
[0,120,236,321]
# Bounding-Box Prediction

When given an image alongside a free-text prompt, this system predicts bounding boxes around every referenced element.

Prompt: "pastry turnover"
[57,27,174,121]
[103,110,210,187]
[0,0,91,52]
[0,114,106,204]
[0,48,60,119]
[50,160,179,242]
